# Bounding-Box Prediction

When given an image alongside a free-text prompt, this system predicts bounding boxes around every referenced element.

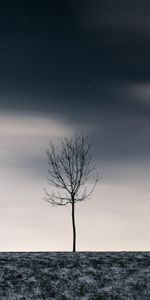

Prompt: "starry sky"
[0,0,150,251]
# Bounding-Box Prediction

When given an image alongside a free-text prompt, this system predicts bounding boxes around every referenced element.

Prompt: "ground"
[0,252,149,299]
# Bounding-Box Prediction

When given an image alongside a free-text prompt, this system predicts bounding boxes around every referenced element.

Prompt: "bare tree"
[44,132,98,252]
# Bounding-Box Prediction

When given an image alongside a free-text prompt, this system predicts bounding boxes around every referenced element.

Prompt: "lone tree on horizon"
[44,132,98,252]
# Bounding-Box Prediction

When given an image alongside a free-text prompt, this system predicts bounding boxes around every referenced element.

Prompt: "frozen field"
[0,252,149,299]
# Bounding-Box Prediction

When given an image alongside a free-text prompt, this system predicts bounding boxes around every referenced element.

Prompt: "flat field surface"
[0,252,149,299]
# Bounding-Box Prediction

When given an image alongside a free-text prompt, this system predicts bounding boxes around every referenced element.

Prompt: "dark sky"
[1,0,150,162]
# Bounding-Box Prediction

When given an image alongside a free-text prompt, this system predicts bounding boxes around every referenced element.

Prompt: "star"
[88,83,95,89]
[138,33,143,38]
[24,18,29,23]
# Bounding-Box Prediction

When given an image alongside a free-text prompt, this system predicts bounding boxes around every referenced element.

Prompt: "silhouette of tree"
[44,132,98,252]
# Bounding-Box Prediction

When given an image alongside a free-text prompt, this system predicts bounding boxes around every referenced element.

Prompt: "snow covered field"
[0,252,149,299]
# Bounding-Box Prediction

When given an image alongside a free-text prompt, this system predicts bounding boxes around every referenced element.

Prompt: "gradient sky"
[0,0,150,251]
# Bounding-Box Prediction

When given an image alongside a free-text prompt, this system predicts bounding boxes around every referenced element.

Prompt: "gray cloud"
[0,1,150,163]
[78,0,150,30]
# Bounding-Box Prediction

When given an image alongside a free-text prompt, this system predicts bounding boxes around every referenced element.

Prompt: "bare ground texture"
[0,252,149,299]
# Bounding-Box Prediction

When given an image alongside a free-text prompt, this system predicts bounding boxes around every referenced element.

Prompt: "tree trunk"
[71,200,76,252]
